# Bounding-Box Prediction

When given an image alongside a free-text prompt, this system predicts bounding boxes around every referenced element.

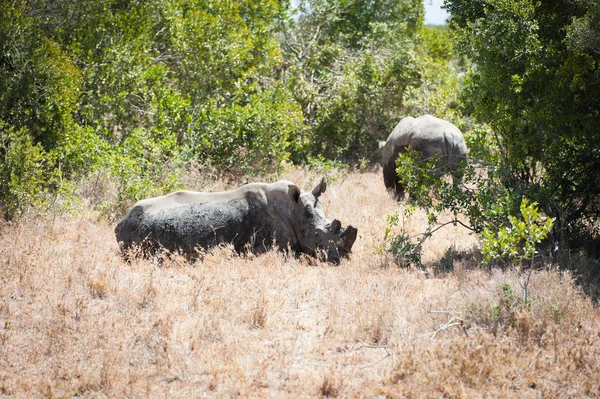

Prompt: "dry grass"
[1,170,599,398]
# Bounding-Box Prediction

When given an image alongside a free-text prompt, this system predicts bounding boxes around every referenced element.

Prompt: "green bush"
[184,85,306,177]
[105,128,181,210]
[402,26,463,119]
[388,125,555,274]
[0,2,81,151]
[447,0,600,248]
[0,122,64,218]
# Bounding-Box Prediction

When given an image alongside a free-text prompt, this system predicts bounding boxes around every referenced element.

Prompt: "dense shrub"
[0,0,305,216]
[0,122,62,218]
[446,0,600,246]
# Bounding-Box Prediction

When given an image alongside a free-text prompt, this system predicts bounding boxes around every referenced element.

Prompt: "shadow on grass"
[427,246,485,276]
[557,234,600,302]
[427,239,600,303]
[566,230,600,301]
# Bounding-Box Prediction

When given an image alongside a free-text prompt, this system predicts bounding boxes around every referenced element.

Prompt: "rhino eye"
[306,208,316,219]
[301,203,314,217]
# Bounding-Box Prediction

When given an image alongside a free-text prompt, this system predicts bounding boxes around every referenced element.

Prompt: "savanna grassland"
[1,169,599,398]
[2,0,599,397]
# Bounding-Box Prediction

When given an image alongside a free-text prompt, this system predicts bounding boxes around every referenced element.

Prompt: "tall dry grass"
[1,170,598,398]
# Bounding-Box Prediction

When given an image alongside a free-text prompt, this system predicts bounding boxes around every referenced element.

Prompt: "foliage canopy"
[447,0,600,243]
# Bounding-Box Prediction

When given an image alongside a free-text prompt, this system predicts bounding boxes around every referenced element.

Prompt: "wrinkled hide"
[114,179,357,263]
[380,114,468,199]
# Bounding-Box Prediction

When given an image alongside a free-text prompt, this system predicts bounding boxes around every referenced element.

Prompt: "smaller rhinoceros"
[379,114,467,199]
[114,178,357,263]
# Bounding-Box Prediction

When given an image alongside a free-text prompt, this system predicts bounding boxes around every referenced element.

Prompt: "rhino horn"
[340,225,358,253]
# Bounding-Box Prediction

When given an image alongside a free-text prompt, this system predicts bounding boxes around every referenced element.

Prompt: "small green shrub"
[380,211,423,268]
[387,127,554,279]
[0,122,65,218]
[481,199,554,266]
[388,232,424,268]
[103,128,182,214]
[482,199,554,304]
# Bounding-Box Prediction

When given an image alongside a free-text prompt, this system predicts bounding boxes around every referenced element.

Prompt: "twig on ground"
[429,310,469,339]
[354,344,394,369]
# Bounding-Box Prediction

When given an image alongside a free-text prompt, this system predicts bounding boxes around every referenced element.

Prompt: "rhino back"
[134,183,268,214]
[405,115,466,158]
[414,115,463,141]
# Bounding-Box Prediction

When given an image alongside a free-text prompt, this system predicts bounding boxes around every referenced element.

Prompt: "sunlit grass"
[0,170,598,398]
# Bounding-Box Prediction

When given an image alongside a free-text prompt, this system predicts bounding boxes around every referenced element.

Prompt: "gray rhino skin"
[114,178,357,263]
[379,114,467,199]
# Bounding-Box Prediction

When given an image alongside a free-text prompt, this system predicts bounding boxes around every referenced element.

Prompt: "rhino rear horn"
[311,177,327,198]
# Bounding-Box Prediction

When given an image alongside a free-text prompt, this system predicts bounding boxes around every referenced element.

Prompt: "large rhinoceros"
[114,178,357,263]
[379,114,467,199]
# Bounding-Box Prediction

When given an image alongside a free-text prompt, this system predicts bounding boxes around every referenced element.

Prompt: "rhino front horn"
[341,225,358,253]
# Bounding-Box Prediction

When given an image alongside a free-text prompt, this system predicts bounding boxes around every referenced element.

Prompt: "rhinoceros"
[114,178,357,263]
[379,114,467,199]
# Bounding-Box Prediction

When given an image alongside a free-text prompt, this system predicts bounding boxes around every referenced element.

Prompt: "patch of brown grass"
[319,371,342,397]
[0,169,599,398]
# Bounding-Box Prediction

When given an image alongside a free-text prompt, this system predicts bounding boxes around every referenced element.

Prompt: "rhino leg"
[383,152,408,201]
[383,161,405,200]
[394,183,406,201]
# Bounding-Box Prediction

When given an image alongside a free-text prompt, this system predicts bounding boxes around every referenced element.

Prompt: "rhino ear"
[288,184,301,203]
[311,177,327,198]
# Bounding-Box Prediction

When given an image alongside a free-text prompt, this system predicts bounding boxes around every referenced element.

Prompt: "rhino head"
[288,178,358,263]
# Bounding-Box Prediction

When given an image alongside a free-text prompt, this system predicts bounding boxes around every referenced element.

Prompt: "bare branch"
[429,311,469,339]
